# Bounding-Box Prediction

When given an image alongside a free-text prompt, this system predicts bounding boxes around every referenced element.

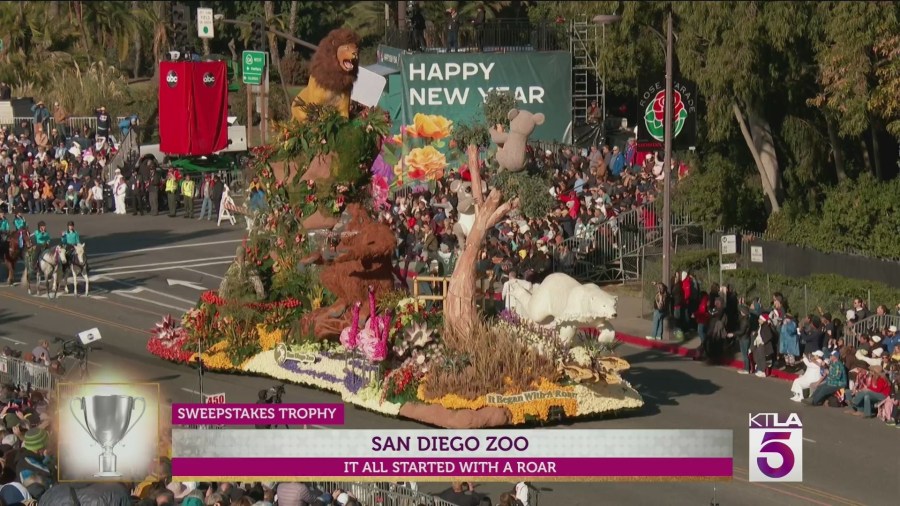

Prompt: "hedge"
[641,249,900,319]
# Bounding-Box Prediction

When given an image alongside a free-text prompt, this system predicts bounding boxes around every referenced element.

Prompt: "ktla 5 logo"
[749,413,803,482]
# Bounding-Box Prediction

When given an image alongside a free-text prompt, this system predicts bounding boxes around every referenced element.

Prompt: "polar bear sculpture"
[507,273,618,344]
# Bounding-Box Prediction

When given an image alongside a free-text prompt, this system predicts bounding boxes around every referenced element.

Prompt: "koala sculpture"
[489,108,546,172]
[450,178,486,246]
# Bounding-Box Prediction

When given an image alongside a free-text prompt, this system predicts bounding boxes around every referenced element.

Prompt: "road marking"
[114,291,192,312]
[0,291,148,336]
[90,260,234,278]
[733,466,866,506]
[0,337,27,346]
[802,437,816,443]
[92,239,243,256]
[180,267,225,280]
[93,256,235,273]
[112,286,197,306]
[181,388,204,397]
[167,279,207,291]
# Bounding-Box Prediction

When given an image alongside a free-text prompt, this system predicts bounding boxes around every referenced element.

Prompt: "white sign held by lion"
[352,67,386,108]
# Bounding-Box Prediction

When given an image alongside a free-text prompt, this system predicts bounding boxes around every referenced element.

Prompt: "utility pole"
[662,11,674,315]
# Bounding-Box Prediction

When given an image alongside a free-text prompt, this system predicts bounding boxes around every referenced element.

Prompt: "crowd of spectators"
[382,141,684,298]
[651,277,900,424]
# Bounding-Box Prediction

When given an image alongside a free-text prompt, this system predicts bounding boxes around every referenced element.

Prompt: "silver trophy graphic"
[70,395,146,477]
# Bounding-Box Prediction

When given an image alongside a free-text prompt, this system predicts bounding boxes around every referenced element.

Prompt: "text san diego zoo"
[371,435,529,453]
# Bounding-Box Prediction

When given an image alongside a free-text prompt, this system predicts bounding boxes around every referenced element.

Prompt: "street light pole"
[662,11,674,309]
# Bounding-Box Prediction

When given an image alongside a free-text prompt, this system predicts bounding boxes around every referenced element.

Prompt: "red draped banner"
[159,61,229,156]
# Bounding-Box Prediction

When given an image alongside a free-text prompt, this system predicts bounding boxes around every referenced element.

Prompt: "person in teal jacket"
[31,221,51,271]
[11,211,27,248]
[0,210,9,237]
[60,221,81,263]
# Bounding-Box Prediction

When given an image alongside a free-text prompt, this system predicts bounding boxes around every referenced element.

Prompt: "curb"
[616,332,800,382]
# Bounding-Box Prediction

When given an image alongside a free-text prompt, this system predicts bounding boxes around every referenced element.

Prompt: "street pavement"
[0,213,894,505]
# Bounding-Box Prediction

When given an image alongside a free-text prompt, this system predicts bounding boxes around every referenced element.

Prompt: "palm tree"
[284,0,299,59]
[82,1,145,63]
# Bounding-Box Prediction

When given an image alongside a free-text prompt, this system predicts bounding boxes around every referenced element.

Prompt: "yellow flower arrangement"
[256,324,284,351]
[417,378,580,424]
[310,285,325,310]
[406,113,453,140]
[189,340,251,371]
[404,146,447,181]
[417,383,487,411]
[489,379,578,425]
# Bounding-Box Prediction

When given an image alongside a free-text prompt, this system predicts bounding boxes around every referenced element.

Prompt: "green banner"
[398,51,572,142]
[376,44,403,69]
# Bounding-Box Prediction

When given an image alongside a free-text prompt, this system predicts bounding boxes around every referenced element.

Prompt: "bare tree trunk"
[824,113,847,181]
[444,187,512,340]
[747,108,781,197]
[132,0,142,78]
[860,138,873,175]
[871,120,883,179]
[283,0,298,60]
[732,103,781,212]
[263,1,290,102]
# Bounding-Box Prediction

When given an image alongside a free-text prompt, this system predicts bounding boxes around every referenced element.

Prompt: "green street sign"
[242,50,267,85]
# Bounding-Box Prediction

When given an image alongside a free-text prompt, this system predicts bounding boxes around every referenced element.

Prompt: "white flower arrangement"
[568,346,593,367]
[239,350,401,417]
[573,383,643,416]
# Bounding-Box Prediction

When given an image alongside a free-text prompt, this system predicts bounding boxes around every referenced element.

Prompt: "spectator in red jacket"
[847,367,891,418]
[694,291,711,359]
[681,271,694,330]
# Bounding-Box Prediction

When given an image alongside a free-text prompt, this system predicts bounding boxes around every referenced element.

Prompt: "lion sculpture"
[291,28,360,122]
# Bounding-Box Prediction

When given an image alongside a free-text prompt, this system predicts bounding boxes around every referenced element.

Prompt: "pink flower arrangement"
[340,302,362,350]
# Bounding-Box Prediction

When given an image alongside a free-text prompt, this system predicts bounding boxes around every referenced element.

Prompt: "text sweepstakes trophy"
[70,394,146,477]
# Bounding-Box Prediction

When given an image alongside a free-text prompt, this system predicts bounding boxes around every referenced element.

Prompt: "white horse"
[64,243,90,297]
[26,245,67,298]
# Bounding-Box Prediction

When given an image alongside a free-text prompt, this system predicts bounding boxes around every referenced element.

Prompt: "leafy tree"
[443,91,552,337]
[673,153,767,232]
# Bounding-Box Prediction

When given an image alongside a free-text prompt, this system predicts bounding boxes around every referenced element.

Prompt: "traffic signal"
[171,4,190,49]
[250,18,266,51]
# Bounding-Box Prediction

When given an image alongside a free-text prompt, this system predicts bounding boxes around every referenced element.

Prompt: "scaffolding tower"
[569,20,603,126]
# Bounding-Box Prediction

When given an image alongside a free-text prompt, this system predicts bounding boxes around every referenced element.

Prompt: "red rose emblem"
[652,90,686,123]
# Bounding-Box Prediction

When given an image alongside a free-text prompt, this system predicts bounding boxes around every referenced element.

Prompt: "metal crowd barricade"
[845,314,900,345]
[0,355,55,392]
[306,481,536,506]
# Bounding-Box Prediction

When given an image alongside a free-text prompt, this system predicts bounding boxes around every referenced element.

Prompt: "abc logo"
[202,72,216,87]
[166,70,178,88]
[748,413,803,482]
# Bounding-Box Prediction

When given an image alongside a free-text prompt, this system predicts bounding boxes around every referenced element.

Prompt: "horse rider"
[11,211,27,249]
[0,209,8,241]
[31,221,51,271]
[60,220,81,264]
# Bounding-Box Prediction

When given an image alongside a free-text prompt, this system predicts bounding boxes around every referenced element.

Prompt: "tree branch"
[467,144,485,206]
[487,200,513,228]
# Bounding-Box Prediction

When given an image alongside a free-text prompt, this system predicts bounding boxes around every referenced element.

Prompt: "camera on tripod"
[54,337,88,360]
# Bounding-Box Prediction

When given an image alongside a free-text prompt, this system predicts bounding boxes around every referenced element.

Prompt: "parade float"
[147,28,643,428]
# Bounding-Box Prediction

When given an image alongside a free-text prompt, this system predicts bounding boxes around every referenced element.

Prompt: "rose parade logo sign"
[636,78,697,149]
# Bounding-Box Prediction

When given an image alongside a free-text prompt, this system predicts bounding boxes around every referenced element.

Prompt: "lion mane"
[291,28,360,122]
[310,28,360,92]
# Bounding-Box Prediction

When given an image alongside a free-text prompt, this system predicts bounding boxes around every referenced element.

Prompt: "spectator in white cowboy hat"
[808,350,848,405]
[883,325,900,354]
[790,350,826,402]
